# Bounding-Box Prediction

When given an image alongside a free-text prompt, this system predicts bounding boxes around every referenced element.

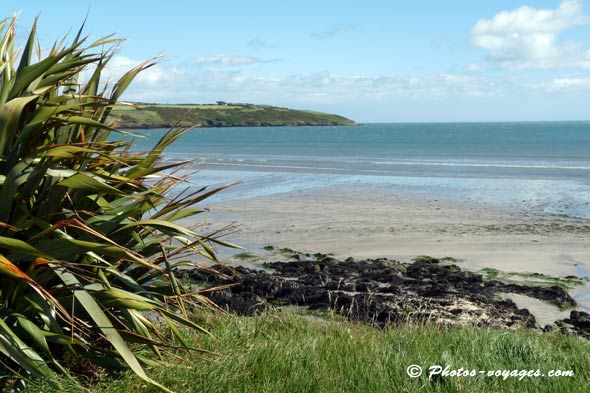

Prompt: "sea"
[129,122,590,219]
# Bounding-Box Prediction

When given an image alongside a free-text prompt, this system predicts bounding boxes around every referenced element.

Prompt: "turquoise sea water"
[130,122,590,217]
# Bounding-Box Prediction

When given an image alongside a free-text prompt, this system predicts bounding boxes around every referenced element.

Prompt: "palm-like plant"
[0,16,234,392]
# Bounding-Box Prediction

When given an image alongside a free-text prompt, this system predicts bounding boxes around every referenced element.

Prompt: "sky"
[2,0,590,122]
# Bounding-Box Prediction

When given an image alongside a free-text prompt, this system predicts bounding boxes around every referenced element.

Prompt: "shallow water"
[129,122,590,218]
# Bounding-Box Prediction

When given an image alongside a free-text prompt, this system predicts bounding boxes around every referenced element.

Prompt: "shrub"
[0,16,233,392]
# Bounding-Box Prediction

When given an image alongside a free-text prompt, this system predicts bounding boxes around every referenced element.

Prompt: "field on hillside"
[110,103,356,128]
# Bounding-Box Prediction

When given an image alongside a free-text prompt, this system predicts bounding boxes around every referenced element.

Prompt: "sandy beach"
[212,185,589,274]
[205,183,590,321]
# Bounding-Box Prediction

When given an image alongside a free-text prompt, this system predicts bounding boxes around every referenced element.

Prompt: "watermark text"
[406,364,574,381]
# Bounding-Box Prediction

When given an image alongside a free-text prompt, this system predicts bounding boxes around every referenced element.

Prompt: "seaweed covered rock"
[555,310,590,339]
[179,257,554,331]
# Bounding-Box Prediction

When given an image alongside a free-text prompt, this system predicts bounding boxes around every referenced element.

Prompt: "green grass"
[146,104,248,110]
[29,310,590,392]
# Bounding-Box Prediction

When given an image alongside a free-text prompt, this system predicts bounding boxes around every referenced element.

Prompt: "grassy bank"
[110,103,356,129]
[30,310,590,393]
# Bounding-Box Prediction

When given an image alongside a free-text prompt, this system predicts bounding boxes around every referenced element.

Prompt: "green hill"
[110,103,356,129]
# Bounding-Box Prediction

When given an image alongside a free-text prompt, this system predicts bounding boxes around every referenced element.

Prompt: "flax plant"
[0,16,235,392]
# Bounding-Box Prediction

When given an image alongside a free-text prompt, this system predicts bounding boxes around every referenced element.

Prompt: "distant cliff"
[110,103,356,129]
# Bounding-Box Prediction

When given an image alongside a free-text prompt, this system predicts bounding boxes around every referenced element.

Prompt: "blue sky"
[3,0,590,122]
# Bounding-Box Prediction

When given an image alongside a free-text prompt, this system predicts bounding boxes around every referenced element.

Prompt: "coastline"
[154,122,590,327]
[119,122,358,130]
[203,182,590,322]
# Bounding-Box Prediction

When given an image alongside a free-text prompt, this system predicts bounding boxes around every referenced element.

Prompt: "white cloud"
[311,23,357,39]
[195,55,274,66]
[247,38,276,49]
[471,0,590,69]
[75,54,509,111]
[107,56,181,86]
[110,62,502,106]
[465,63,486,72]
[538,77,590,91]
[78,55,186,102]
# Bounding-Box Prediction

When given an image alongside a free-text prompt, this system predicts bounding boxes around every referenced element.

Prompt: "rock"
[564,310,590,331]
[553,311,590,339]
[569,311,590,329]
[498,284,576,309]
[184,257,552,332]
